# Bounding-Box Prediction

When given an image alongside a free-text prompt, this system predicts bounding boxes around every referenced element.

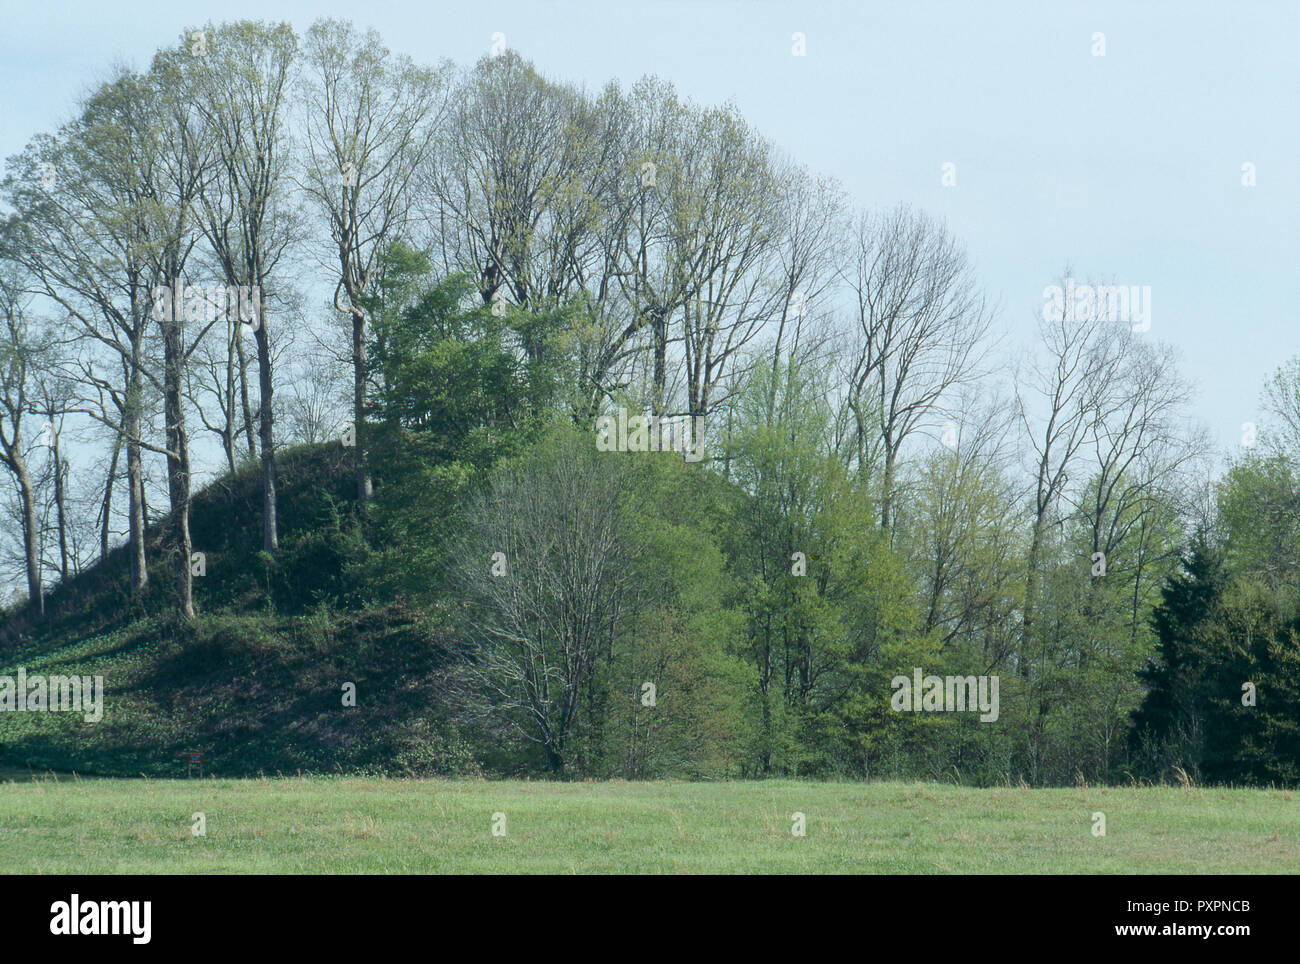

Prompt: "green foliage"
[1199,579,1300,785]
[1132,518,1300,786]
[1130,537,1224,779]
[1216,453,1300,593]
[5,251,1296,787]
[596,453,755,779]
[364,255,576,605]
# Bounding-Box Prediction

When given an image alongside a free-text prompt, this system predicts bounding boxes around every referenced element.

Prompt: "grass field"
[2,774,1297,873]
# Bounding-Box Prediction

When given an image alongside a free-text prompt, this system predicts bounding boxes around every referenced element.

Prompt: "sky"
[1,0,1297,460]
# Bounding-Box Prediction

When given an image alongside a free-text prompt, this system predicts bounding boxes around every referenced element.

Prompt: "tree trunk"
[546,745,564,775]
[880,445,897,532]
[100,432,121,565]
[1021,520,1044,680]
[223,316,238,474]
[352,311,371,509]
[650,308,667,417]
[236,332,257,462]
[14,458,43,615]
[162,301,194,621]
[253,305,278,553]
[50,426,70,580]
[125,385,148,595]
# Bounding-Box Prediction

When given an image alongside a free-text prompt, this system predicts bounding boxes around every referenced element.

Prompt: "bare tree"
[1012,275,1204,777]
[31,379,74,581]
[1262,355,1300,456]
[1077,333,1197,564]
[763,160,844,414]
[421,61,832,426]
[1069,328,1205,651]
[298,19,451,509]
[673,105,783,419]
[842,204,996,531]
[426,54,601,311]
[453,432,644,773]
[3,71,162,594]
[138,44,223,621]
[1015,273,1116,668]
[606,84,787,419]
[422,53,634,419]
[188,306,247,475]
[0,261,47,612]
[192,20,299,552]
[603,77,691,417]
[900,388,1022,657]
[275,343,349,445]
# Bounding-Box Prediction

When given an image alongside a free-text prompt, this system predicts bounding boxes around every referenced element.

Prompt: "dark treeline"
[0,21,1296,785]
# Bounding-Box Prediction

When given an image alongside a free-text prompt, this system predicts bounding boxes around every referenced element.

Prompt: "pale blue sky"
[2,0,1297,456]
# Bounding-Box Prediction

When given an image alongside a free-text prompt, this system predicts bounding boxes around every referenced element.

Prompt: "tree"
[615,85,784,419]
[1216,452,1300,595]
[1129,536,1223,779]
[1016,275,1120,672]
[138,45,226,621]
[366,258,571,604]
[842,205,995,532]
[31,371,76,581]
[298,19,451,509]
[423,53,633,421]
[452,427,645,774]
[725,353,920,775]
[596,455,751,779]
[0,259,48,612]
[1074,331,1200,619]
[192,20,299,553]
[1261,355,1300,456]
[899,393,1023,663]
[669,103,782,419]
[3,71,164,594]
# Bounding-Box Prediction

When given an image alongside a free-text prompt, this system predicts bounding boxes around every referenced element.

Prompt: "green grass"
[1,776,1296,873]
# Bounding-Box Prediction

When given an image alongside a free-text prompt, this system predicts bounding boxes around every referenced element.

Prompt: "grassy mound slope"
[0,444,475,778]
